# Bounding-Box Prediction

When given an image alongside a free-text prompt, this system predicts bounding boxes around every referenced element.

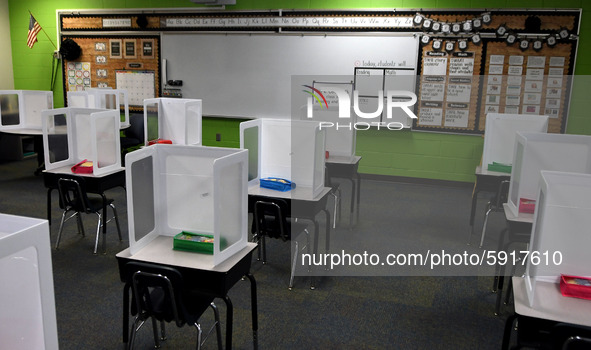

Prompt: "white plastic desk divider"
[507,132,591,217]
[301,106,356,161]
[143,97,202,146]
[524,171,591,307]
[481,113,549,169]
[42,107,122,176]
[67,88,130,128]
[0,213,58,350]
[125,144,248,267]
[0,90,53,130]
[240,118,326,197]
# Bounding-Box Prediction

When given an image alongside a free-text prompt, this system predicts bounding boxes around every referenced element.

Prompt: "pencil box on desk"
[71,159,93,174]
[260,177,296,192]
[487,162,512,173]
[173,231,216,254]
[519,198,536,213]
[560,275,591,300]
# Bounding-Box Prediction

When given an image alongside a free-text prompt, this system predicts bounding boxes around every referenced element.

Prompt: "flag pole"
[28,10,57,50]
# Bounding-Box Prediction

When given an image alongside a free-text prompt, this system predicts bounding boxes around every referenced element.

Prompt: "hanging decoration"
[432,39,442,51]
[420,34,431,45]
[505,32,517,45]
[458,39,468,51]
[412,10,574,52]
[445,41,455,52]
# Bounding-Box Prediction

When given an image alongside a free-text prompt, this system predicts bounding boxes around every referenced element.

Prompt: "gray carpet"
[0,156,512,349]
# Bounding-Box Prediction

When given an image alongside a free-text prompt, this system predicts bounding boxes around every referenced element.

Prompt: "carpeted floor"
[0,156,514,349]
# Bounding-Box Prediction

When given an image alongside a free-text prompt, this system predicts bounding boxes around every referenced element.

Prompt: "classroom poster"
[66,61,91,91]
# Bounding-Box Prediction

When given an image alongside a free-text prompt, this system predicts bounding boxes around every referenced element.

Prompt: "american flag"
[27,14,41,48]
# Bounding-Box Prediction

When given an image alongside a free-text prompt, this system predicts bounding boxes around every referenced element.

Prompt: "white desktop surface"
[248,184,331,201]
[116,236,257,273]
[503,203,534,224]
[43,165,124,178]
[513,276,591,327]
[326,155,361,165]
[1,128,43,135]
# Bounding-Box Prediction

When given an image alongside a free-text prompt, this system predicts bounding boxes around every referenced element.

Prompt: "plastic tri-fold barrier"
[0,213,58,349]
[507,132,591,217]
[67,88,130,128]
[42,107,122,176]
[524,171,591,306]
[481,113,549,173]
[0,90,53,130]
[125,144,248,267]
[240,118,326,198]
[143,97,202,146]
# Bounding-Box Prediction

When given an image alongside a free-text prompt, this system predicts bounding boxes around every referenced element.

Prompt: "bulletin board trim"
[58,9,581,34]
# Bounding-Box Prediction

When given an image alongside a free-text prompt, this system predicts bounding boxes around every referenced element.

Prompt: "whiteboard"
[161,33,419,120]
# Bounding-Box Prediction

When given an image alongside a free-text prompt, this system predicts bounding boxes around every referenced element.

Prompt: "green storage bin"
[487,162,512,174]
[173,231,215,254]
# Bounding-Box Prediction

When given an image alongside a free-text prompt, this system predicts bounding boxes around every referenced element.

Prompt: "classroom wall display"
[416,39,483,132]
[479,41,575,133]
[58,9,580,131]
[61,36,160,111]
[116,70,156,107]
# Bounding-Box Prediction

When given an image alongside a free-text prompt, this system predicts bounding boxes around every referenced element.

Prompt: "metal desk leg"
[245,274,258,350]
[47,188,53,226]
[101,193,108,254]
[469,187,479,243]
[356,173,361,224]
[223,295,233,350]
[322,209,330,253]
[123,283,130,344]
[501,313,518,350]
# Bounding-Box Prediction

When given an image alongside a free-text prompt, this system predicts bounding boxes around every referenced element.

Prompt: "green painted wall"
[8,0,591,182]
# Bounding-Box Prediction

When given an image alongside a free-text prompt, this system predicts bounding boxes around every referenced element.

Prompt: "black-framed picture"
[109,39,122,58]
[141,39,154,59]
[124,39,137,59]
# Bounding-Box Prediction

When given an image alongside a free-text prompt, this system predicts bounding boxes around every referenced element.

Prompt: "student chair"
[125,262,223,350]
[479,180,510,248]
[55,175,122,254]
[253,199,310,290]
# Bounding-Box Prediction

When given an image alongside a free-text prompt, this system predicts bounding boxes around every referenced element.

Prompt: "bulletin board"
[61,35,160,111]
[479,41,575,133]
[416,40,484,132]
[413,10,579,134]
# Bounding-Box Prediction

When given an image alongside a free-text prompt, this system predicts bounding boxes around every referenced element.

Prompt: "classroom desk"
[42,166,125,240]
[248,185,332,253]
[248,185,331,288]
[493,203,534,315]
[116,237,258,350]
[502,276,591,349]
[470,166,511,239]
[326,155,361,226]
